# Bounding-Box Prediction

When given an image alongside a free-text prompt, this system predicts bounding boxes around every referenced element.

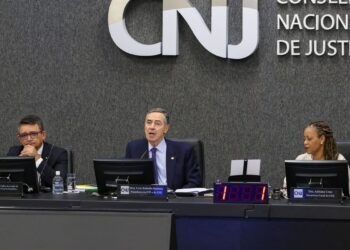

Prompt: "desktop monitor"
[285,160,349,197]
[93,159,155,195]
[0,157,39,193]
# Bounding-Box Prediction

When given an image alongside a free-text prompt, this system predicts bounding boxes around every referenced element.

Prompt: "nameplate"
[0,182,23,197]
[117,185,167,200]
[290,187,342,202]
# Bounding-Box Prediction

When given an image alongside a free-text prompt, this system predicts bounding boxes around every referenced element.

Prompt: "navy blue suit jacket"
[7,142,68,187]
[125,139,202,190]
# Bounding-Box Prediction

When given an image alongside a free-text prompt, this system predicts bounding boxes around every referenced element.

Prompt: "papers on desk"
[230,159,261,176]
[75,184,98,193]
[175,188,213,197]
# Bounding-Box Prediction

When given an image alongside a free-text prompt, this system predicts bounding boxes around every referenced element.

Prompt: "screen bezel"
[93,159,155,195]
[285,160,349,197]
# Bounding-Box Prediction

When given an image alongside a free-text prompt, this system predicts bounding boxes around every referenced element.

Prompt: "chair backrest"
[168,138,205,186]
[336,141,350,162]
[63,146,74,174]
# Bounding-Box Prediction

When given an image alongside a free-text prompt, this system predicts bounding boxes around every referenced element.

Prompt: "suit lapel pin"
[171,156,175,160]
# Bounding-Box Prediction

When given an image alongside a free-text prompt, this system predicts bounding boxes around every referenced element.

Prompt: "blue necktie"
[151,148,158,184]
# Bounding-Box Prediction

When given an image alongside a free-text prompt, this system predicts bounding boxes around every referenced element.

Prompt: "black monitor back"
[93,159,154,195]
[285,160,349,197]
[0,157,39,193]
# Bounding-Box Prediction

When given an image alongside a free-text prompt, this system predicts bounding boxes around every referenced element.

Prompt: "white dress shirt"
[36,144,44,168]
[148,139,167,185]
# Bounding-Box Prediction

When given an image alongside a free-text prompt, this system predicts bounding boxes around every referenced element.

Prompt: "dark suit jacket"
[125,138,201,190]
[7,142,68,187]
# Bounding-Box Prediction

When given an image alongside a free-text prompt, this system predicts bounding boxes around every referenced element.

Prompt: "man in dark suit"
[125,108,201,190]
[7,115,68,188]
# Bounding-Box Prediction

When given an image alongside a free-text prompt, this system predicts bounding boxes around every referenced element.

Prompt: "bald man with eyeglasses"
[7,115,68,189]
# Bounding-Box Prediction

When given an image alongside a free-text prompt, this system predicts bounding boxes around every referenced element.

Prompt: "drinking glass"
[66,173,77,193]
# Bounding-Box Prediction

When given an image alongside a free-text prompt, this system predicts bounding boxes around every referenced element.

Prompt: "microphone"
[140,149,148,159]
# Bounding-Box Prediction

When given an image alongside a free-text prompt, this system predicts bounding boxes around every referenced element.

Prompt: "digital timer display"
[213,182,268,204]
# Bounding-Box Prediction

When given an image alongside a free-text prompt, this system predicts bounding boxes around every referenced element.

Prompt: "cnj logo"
[120,185,130,195]
[293,189,304,199]
[108,0,259,59]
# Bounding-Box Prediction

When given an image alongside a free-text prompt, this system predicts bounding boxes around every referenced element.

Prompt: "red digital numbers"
[214,183,267,203]
[228,185,240,201]
[242,186,253,201]
[214,185,227,200]
[254,186,267,201]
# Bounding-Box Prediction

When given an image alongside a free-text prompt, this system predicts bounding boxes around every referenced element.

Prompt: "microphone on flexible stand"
[140,149,148,159]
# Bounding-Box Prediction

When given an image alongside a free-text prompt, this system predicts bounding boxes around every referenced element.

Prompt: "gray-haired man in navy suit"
[125,108,201,190]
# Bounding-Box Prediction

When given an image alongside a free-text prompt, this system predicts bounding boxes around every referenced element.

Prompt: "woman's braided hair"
[307,121,339,160]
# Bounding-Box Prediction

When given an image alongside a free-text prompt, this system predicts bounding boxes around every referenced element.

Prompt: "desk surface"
[0,193,350,250]
[0,193,350,220]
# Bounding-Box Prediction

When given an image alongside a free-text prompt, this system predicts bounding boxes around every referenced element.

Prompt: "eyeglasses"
[18,131,42,139]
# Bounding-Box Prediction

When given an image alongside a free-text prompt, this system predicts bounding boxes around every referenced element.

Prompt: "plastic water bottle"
[52,171,64,194]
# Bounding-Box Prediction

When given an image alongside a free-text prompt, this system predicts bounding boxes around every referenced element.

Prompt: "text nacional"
[277,0,350,56]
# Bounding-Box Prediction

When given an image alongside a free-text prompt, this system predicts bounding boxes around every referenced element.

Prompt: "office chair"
[336,141,350,163]
[168,138,205,186]
[63,146,74,174]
